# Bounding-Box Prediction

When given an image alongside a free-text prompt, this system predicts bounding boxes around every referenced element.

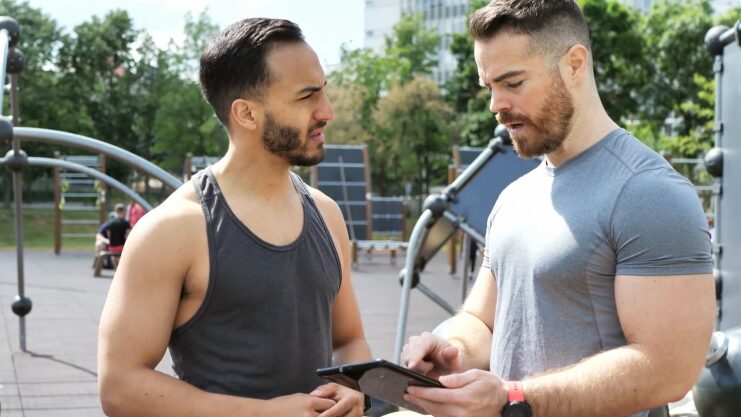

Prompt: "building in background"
[364,0,471,86]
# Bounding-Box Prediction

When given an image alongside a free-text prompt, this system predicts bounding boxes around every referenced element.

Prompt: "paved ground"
[0,248,465,416]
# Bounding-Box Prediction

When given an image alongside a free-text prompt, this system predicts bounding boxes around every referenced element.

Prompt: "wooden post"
[98,154,107,225]
[53,151,61,255]
[184,153,193,181]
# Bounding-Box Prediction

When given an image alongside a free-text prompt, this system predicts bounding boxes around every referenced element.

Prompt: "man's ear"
[231,98,261,131]
[562,44,589,85]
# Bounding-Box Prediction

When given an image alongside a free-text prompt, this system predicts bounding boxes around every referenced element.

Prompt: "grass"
[0,207,99,250]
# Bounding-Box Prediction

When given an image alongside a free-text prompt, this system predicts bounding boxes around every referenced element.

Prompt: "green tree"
[659,6,741,158]
[329,14,443,195]
[0,0,65,205]
[55,10,140,147]
[149,10,225,172]
[445,0,501,146]
[640,0,714,137]
[384,13,441,84]
[372,77,457,196]
[325,82,371,145]
[580,0,648,125]
[329,45,392,134]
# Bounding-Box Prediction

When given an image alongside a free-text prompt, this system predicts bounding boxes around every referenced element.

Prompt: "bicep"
[615,273,714,357]
[98,220,190,371]
[461,267,497,331]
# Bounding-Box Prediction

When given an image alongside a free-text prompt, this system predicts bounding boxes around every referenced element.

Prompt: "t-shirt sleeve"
[610,168,713,276]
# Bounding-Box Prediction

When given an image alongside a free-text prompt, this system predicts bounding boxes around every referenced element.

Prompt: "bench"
[93,251,122,277]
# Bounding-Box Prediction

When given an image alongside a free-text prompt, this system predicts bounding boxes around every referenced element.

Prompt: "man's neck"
[212,144,296,201]
[546,99,619,167]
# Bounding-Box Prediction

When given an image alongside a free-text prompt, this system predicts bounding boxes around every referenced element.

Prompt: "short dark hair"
[469,0,591,66]
[199,18,305,127]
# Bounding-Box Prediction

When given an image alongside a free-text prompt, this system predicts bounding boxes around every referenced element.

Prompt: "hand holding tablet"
[317,359,442,413]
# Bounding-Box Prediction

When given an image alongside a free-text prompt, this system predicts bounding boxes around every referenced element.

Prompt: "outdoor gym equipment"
[0,16,182,351]
[393,125,540,362]
[691,22,741,417]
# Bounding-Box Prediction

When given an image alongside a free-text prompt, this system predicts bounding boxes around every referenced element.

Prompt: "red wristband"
[508,381,526,402]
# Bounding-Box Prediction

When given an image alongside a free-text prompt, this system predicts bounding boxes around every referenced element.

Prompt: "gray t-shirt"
[484,129,712,416]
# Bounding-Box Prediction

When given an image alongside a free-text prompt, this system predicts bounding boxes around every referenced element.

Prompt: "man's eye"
[482,86,492,95]
[507,81,524,89]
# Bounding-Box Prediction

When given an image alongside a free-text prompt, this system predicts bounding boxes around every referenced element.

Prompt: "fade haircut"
[199,18,305,127]
[469,0,591,68]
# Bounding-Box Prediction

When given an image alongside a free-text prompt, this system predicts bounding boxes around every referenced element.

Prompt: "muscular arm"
[523,273,715,417]
[98,200,262,417]
[433,266,497,371]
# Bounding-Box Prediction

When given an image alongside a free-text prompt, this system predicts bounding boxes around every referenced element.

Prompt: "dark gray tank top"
[169,167,341,398]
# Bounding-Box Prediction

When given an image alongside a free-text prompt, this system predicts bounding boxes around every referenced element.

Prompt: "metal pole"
[0,29,8,111]
[460,233,471,303]
[712,53,724,329]
[13,128,182,190]
[394,209,434,363]
[2,25,30,352]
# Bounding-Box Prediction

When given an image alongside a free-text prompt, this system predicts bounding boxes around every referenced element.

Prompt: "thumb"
[439,369,479,388]
[441,345,459,362]
[310,383,336,397]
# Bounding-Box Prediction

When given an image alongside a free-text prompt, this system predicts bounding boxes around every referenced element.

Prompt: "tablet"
[316,359,442,413]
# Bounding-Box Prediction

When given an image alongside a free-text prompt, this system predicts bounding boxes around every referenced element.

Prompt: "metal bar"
[444,138,502,197]
[417,282,456,315]
[718,21,739,48]
[712,53,724,330]
[14,127,182,190]
[461,233,471,303]
[0,30,8,113]
[22,157,153,210]
[394,209,434,363]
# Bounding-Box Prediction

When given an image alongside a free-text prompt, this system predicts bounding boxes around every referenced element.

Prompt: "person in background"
[95,203,131,268]
[125,200,147,229]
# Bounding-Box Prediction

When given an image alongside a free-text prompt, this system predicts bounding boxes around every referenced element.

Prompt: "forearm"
[100,367,265,417]
[333,337,372,364]
[433,311,492,370]
[523,343,700,417]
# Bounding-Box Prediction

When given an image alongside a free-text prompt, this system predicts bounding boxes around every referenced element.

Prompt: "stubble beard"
[261,113,327,166]
[497,73,575,159]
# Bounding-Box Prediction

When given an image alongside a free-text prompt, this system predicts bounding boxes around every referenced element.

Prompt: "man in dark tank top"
[98,18,372,417]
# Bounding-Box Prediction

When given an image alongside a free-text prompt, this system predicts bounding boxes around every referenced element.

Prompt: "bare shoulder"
[307,185,345,227]
[119,182,205,274]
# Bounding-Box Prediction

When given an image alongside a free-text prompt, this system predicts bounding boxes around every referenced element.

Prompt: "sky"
[23,0,366,67]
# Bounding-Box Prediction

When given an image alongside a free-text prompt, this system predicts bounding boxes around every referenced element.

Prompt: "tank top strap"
[289,171,312,198]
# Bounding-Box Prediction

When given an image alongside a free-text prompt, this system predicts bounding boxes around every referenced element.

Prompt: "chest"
[487,179,617,289]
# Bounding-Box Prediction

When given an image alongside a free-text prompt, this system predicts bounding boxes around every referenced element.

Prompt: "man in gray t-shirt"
[397,1,715,417]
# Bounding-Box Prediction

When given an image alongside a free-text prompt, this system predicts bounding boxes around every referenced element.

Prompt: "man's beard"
[261,113,326,166]
[496,72,575,159]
